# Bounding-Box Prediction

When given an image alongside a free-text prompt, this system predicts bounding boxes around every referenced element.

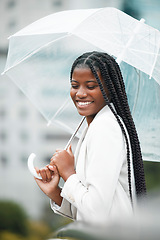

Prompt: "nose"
[76,87,87,98]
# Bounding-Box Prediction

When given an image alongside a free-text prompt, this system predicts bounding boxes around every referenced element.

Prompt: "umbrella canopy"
[2,7,160,162]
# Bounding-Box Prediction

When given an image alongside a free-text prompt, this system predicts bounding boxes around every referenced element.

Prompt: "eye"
[71,84,79,89]
[87,85,98,90]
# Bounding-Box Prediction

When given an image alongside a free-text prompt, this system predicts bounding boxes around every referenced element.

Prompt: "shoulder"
[88,105,123,139]
[85,105,126,162]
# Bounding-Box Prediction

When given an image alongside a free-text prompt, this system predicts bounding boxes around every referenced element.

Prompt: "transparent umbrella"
[2,7,160,178]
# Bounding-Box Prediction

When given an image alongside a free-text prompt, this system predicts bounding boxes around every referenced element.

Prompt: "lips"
[77,101,93,106]
[76,101,93,107]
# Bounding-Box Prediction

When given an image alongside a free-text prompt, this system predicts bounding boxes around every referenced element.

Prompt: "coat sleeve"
[61,115,126,223]
[50,198,77,220]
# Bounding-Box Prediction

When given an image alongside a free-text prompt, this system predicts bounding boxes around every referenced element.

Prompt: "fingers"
[48,165,58,174]
[67,145,72,153]
[55,149,62,152]
[50,150,62,165]
[35,166,40,174]
[50,152,59,165]
[67,145,74,158]
[38,165,53,182]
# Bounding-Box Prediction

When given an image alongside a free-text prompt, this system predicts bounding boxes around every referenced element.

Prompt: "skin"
[35,67,109,206]
[70,67,108,125]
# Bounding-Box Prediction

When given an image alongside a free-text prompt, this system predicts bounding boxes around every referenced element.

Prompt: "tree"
[0,200,28,236]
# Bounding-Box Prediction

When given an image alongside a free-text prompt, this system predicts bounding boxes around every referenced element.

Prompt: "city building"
[0,0,160,220]
[0,0,123,219]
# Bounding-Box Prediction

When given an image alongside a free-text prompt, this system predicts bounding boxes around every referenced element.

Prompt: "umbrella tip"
[140,18,145,23]
[8,35,12,39]
[47,121,51,127]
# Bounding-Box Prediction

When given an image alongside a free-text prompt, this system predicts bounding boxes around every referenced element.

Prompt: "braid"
[107,57,146,196]
[87,60,133,202]
[70,51,146,200]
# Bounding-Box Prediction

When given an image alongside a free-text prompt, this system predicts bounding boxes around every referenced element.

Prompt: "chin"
[77,110,87,116]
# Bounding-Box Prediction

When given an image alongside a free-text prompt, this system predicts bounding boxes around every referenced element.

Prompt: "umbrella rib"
[3,33,72,74]
[64,116,86,150]
[53,119,76,135]
[116,18,145,64]
[47,97,71,126]
[116,11,126,47]
[4,8,104,74]
[148,41,160,78]
[71,8,103,33]
[131,70,141,115]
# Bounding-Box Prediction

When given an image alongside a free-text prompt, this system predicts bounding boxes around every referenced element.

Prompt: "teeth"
[78,102,92,106]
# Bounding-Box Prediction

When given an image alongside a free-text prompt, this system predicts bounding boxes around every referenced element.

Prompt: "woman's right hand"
[34,165,62,206]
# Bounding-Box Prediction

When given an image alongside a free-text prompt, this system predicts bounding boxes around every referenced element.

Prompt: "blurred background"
[0,0,160,239]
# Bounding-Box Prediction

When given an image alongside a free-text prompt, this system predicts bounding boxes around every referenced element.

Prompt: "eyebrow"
[71,80,98,83]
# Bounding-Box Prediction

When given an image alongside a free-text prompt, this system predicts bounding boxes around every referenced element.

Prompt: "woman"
[35,51,146,224]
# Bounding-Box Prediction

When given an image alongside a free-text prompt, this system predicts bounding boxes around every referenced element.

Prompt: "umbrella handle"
[64,116,86,150]
[28,117,86,179]
[28,153,42,179]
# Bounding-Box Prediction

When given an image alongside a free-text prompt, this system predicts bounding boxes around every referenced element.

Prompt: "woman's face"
[70,67,108,125]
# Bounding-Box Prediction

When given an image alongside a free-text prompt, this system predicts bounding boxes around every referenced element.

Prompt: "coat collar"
[74,104,116,162]
[90,103,116,126]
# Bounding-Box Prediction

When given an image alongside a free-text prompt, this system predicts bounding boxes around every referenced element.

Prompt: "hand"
[34,165,62,206]
[49,145,76,182]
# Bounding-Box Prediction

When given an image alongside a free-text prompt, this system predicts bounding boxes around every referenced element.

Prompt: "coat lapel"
[74,126,88,166]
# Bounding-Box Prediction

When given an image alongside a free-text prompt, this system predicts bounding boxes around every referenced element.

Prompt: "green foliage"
[0,200,28,236]
[27,220,51,240]
[0,231,26,240]
[0,200,54,240]
[0,220,52,240]
[144,161,160,191]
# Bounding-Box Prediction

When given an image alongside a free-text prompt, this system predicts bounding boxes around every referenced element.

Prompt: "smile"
[77,101,93,106]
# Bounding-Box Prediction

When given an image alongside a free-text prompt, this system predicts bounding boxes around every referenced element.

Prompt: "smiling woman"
[34,51,146,225]
[70,68,108,125]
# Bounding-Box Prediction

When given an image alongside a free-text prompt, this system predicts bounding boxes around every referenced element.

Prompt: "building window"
[0,131,7,142]
[43,133,69,141]
[19,131,29,142]
[52,0,62,7]
[0,109,6,119]
[0,154,8,167]
[19,108,29,119]
[21,155,28,165]
[7,0,16,9]
[43,133,55,141]
[8,19,17,30]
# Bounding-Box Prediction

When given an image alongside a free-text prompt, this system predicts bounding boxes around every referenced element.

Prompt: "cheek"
[94,90,104,101]
[70,89,75,101]
[96,92,106,105]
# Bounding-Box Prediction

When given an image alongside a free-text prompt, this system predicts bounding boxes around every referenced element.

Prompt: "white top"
[51,105,136,224]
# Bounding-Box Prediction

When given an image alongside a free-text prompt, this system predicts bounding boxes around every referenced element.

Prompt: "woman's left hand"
[49,145,76,182]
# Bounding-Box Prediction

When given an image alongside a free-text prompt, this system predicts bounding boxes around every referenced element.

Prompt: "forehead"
[72,67,104,85]
[72,67,97,80]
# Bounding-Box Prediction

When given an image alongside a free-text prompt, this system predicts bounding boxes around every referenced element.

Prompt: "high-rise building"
[1,0,160,220]
[0,0,123,219]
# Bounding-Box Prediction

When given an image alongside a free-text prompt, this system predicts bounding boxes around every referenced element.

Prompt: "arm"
[35,165,76,219]
[59,117,125,222]
[34,165,62,206]
[35,147,77,220]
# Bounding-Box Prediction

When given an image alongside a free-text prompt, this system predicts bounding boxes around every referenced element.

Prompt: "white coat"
[51,105,136,224]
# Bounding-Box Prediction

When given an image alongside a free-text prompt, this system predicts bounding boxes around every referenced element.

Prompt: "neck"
[86,115,96,126]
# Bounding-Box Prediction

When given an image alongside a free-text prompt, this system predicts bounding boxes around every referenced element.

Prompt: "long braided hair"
[70,51,146,201]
